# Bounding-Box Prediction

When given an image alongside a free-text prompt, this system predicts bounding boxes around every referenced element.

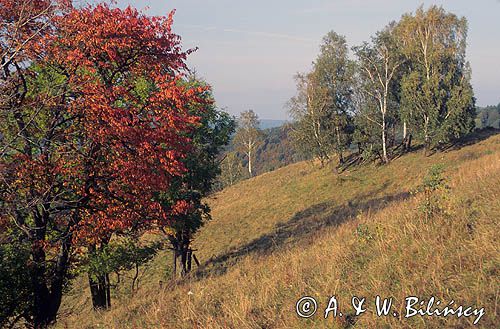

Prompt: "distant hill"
[213,123,304,190]
[223,124,307,181]
[253,124,306,174]
[259,119,287,130]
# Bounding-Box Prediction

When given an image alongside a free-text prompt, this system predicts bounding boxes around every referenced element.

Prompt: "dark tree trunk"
[192,253,200,267]
[335,126,344,165]
[88,242,111,311]
[180,245,188,276]
[405,133,412,151]
[32,244,52,328]
[169,231,194,278]
[88,274,100,307]
[88,273,111,310]
[131,263,139,291]
[31,212,72,328]
[403,133,412,152]
[31,248,70,327]
[390,124,396,148]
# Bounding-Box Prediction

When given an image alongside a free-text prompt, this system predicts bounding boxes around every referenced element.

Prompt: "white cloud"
[178,24,315,44]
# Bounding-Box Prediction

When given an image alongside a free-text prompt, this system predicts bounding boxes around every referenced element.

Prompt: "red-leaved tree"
[1,2,203,326]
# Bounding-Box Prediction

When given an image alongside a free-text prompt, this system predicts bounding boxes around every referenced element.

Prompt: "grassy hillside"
[58,130,500,328]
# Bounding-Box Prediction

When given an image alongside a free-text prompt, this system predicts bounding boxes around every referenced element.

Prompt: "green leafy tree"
[353,23,404,163]
[288,71,332,164]
[314,32,355,164]
[234,110,262,177]
[396,5,476,152]
[288,32,354,166]
[160,77,235,278]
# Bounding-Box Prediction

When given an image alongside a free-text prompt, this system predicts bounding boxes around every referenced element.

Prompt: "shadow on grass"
[441,127,500,152]
[385,128,499,160]
[193,187,411,279]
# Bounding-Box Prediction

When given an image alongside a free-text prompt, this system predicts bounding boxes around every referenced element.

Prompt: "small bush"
[417,164,450,220]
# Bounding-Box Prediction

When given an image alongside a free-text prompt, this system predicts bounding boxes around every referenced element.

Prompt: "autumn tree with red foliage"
[1,2,205,327]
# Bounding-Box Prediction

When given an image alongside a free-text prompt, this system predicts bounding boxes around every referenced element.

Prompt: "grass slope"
[58,130,500,328]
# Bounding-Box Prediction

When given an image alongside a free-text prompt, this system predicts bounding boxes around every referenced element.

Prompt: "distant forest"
[218,124,307,184]
[476,104,500,129]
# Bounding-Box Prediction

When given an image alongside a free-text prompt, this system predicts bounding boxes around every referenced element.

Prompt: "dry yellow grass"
[57,131,500,328]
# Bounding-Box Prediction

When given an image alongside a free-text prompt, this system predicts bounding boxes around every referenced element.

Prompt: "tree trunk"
[89,274,99,307]
[248,149,252,177]
[31,213,71,328]
[105,274,111,308]
[180,246,188,276]
[32,244,52,328]
[402,121,408,152]
[424,134,430,155]
[32,248,70,327]
[192,253,200,267]
[335,126,344,164]
[132,263,139,291]
[87,241,112,311]
[88,273,111,310]
[423,116,430,155]
[187,249,192,272]
[405,133,412,151]
[381,118,388,163]
[390,124,396,148]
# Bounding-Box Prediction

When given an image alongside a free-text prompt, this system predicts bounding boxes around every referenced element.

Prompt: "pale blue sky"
[110,0,499,119]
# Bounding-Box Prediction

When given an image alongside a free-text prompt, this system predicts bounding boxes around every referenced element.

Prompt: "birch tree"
[288,31,354,166]
[396,6,475,151]
[234,110,262,177]
[314,32,354,164]
[353,24,403,163]
[288,71,332,165]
